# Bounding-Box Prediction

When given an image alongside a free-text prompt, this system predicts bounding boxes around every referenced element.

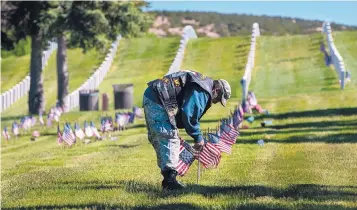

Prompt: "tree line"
[1,1,153,114]
[151,10,357,36]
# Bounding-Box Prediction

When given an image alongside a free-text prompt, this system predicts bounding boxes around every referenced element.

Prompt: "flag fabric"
[90,121,101,138]
[133,106,143,118]
[47,109,54,127]
[104,120,113,131]
[208,132,231,154]
[197,142,221,168]
[74,123,85,140]
[84,121,93,137]
[176,140,196,176]
[128,112,135,124]
[220,123,239,144]
[57,124,63,144]
[12,122,19,136]
[101,119,112,132]
[233,105,244,129]
[2,126,10,140]
[116,114,126,128]
[39,113,45,126]
[21,116,31,130]
[62,124,75,146]
[66,123,76,141]
[30,116,37,126]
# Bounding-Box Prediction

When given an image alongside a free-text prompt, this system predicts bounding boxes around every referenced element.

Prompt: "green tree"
[1,1,57,114]
[48,1,153,107]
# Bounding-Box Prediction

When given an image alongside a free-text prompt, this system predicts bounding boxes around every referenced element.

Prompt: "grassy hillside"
[1,33,357,209]
[1,48,105,116]
[1,54,31,92]
[333,31,357,88]
[150,10,357,37]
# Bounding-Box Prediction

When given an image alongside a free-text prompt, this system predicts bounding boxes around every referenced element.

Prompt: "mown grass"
[1,54,31,93]
[1,48,105,118]
[1,33,357,209]
[333,31,357,88]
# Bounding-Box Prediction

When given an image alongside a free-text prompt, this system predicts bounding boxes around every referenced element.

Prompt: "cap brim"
[220,97,227,107]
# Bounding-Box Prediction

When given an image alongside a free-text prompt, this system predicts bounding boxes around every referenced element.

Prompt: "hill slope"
[149,11,357,37]
[1,32,357,209]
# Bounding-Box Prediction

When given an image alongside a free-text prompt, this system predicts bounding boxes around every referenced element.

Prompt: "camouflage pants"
[143,95,180,171]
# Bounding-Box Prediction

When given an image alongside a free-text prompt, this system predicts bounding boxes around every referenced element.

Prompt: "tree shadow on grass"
[238,133,357,144]
[8,182,356,210]
[253,107,357,121]
[5,203,355,210]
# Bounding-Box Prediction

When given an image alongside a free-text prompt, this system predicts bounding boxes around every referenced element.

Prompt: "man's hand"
[193,140,204,152]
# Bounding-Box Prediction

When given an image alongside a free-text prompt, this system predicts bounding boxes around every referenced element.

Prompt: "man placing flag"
[143,69,231,190]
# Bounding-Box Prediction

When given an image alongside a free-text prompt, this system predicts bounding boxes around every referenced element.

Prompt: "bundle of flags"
[115,112,136,130]
[57,123,76,146]
[20,116,32,130]
[101,117,113,133]
[83,121,101,139]
[56,121,103,146]
[176,103,246,176]
[47,105,64,127]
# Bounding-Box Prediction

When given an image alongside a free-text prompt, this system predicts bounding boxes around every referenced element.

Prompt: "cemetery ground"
[1,33,357,209]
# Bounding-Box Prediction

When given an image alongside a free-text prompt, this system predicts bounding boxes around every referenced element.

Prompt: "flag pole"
[197,152,200,185]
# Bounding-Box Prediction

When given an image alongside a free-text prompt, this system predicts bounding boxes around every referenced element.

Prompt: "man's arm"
[181,86,209,143]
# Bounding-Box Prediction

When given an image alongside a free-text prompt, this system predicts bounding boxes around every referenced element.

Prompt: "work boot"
[161,170,186,190]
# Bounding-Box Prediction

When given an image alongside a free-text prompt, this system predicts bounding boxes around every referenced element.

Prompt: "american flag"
[238,104,244,118]
[62,124,75,146]
[47,108,54,127]
[12,122,19,136]
[30,116,37,126]
[123,113,130,125]
[74,123,85,140]
[21,116,31,130]
[219,123,239,144]
[208,132,231,154]
[66,123,76,141]
[101,119,112,132]
[116,114,126,128]
[84,121,93,137]
[197,142,221,168]
[104,120,113,131]
[90,121,101,138]
[57,124,63,144]
[128,112,135,124]
[133,106,143,118]
[176,140,196,176]
[2,126,10,140]
[233,106,244,129]
[39,113,45,126]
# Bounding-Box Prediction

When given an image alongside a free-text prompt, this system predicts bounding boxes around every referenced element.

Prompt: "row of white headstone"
[62,35,122,112]
[241,23,260,104]
[0,41,58,113]
[165,26,198,75]
[322,22,346,89]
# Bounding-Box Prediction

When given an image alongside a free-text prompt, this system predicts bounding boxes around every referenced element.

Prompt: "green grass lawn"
[1,33,357,209]
[1,54,31,93]
[1,48,105,119]
[333,31,357,88]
